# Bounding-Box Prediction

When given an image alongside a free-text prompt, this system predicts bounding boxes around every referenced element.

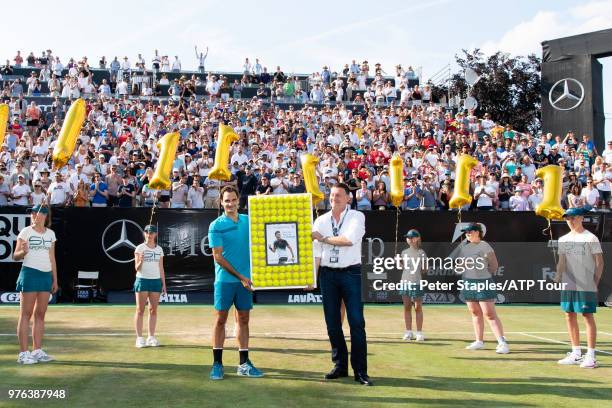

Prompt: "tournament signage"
[0,213,30,262]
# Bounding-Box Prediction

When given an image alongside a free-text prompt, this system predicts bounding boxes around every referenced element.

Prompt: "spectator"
[372,181,389,210]
[567,183,585,208]
[73,180,90,207]
[47,173,71,206]
[0,174,10,206]
[355,179,372,210]
[592,162,611,210]
[203,176,221,209]
[117,174,135,207]
[11,174,31,206]
[509,187,528,211]
[187,177,205,209]
[171,174,189,208]
[474,175,495,211]
[581,177,599,207]
[528,178,544,210]
[105,165,122,206]
[172,56,181,72]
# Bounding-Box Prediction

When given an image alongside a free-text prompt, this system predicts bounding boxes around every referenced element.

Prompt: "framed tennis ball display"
[248,193,316,290]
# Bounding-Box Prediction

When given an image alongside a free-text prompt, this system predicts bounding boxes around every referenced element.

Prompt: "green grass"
[0,305,610,408]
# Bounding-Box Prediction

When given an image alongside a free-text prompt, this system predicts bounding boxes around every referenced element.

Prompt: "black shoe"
[354,372,373,386]
[324,366,348,380]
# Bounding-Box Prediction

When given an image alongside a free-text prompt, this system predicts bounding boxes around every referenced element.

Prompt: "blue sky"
[5,0,612,139]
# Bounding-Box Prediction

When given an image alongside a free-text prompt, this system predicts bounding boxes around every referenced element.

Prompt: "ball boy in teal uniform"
[556,206,604,369]
[208,186,263,380]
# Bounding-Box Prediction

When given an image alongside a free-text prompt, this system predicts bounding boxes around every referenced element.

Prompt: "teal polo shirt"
[208,213,251,283]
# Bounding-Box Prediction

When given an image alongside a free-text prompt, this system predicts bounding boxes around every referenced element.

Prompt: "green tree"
[449,49,541,133]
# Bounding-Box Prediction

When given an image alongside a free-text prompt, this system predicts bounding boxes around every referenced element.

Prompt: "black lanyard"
[331,207,349,237]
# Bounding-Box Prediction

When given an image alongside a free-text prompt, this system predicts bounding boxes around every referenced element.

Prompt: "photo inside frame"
[265,222,299,266]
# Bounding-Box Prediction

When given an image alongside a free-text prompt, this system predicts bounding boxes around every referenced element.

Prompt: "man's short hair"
[332,182,350,196]
[220,185,240,200]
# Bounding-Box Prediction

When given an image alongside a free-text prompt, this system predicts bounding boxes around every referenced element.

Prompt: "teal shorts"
[560,290,597,314]
[461,277,497,302]
[133,278,162,293]
[214,282,253,311]
[16,266,52,292]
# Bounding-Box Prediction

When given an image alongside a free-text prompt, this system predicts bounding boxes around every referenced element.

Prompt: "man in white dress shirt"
[311,183,372,386]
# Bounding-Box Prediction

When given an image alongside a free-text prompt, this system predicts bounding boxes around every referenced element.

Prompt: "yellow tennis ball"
[279,280,287,287]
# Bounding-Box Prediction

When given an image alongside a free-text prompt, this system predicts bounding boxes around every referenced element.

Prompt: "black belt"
[321,264,361,271]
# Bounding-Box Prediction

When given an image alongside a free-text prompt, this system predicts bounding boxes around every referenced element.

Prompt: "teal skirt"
[461,277,497,301]
[399,288,425,299]
[133,277,162,293]
[16,266,53,293]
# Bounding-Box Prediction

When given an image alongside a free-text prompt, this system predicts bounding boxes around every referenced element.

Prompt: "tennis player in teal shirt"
[208,185,263,380]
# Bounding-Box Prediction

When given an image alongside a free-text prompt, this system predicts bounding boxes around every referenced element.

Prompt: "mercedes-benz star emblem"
[101,220,144,263]
[548,78,584,111]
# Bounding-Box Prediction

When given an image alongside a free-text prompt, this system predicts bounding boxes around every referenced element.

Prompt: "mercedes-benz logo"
[548,78,584,111]
[101,219,144,263]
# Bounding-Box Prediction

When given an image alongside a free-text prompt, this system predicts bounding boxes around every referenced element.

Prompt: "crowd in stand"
[2,50,425,106]
[0,50,611,211]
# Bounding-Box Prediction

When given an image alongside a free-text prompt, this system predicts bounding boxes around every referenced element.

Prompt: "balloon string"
[148,196,159,227]
[457,208,462,225]
[394,206,400,255]
[543,218,558,266]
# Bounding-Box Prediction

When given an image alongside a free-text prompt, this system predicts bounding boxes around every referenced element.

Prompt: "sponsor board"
[0,214,30,262]
[0,292,56,304]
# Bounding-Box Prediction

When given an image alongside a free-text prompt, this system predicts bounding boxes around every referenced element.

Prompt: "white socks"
[572,346,582,356]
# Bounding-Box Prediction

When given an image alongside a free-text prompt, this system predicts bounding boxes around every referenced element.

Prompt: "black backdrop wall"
[1,208,610,303]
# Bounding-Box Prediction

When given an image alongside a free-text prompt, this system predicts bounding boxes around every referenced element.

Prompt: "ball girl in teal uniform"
[451,223,509,354]
[133,224,166,348]
[13,205,57,364]
[399,229,426,341]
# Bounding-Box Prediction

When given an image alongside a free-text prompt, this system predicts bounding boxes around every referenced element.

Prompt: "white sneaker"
[17,351,38,365]
[466,340,485,350]
[135,337,147,348]
[402,331,413,341]
[415,333,425,342]
[495,342,510,354]
[558,352,582,365]
[579,355,598,369]
[146,336,160,347]
[31,349,54,362]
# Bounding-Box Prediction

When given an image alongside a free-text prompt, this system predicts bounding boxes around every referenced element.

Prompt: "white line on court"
[0,330,605,337]
[518,332,612,356]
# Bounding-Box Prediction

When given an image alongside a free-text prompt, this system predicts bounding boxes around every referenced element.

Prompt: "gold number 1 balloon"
[0,104,8,148]
[389,154,404,207]
[208,124,239,181]
[535,165,564,221]
[149,132,180,190]
[52,98,86,169]
[449,154,478,209]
